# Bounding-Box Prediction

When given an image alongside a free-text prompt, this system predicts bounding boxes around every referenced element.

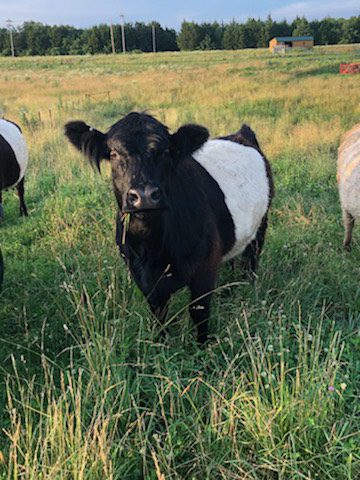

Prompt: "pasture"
[0,45,360,479]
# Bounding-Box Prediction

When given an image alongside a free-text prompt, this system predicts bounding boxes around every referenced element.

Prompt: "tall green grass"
[1,46,360,478]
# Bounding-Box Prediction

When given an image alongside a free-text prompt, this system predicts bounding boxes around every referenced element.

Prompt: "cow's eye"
[115,157,128,173]
[110,150,118,160]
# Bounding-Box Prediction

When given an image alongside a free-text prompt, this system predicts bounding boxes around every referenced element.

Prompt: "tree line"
[0,15,359,56]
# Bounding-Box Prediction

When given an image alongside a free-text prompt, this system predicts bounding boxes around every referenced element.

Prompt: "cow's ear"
[65,121,110,171]
[171,124,209,158]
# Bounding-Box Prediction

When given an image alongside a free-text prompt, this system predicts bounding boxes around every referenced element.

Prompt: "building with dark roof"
[269,36,314,52]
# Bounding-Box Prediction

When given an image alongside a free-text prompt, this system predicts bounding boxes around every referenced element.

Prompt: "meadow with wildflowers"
[0,45,360,479]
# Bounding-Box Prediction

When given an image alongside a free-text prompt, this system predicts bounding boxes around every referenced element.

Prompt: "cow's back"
[337,124,360,218]
[193,139,270,260]
[0,119,28,189]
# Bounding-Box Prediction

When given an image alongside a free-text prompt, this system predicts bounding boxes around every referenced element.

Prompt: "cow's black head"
[65,112,209,214]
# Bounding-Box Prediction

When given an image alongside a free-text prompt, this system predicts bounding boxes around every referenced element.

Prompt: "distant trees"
[223,22,244,50]
[341,16,360,44]
[292,17,312,37]
[177,22,200,50]
[312,18,341,45]
[178,15,360,50]
[0,15,359,56]
[0,21,178,56]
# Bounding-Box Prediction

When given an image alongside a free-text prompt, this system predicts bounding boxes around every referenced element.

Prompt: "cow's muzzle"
[123,185,166,213]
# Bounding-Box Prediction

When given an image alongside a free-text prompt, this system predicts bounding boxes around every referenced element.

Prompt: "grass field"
[0,45,360,479]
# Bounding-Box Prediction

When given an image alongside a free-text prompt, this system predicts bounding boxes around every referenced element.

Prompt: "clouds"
[272,0,360,21]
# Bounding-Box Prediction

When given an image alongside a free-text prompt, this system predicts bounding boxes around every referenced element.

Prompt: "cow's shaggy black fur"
[65,112,273,344]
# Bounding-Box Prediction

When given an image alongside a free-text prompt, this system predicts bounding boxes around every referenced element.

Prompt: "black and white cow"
[65,112,274,344]
[0,118,29,219]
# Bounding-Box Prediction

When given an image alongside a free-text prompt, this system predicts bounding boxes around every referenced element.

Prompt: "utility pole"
[110,21,116,54]
[120,14,126,53]
[152,22,156,53]
[6,19,15,57]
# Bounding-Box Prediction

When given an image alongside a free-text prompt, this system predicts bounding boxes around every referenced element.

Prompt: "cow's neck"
[126,212,164,244]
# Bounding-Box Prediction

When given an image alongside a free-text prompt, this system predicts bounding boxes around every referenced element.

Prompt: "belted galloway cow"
[0,118,28,218]
[65,112,274,344]
[337,123,360,250]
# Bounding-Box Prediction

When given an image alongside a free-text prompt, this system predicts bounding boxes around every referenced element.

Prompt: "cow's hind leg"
[241,215,268,278]
[17,178,28,216]
[343,209,355,251]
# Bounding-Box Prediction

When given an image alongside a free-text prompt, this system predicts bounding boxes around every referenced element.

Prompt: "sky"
[0,0,359,29]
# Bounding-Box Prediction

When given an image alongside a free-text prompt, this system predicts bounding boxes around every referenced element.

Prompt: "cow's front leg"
[120,248,184,334]
[189,266,218,345]
[147,273,186,331]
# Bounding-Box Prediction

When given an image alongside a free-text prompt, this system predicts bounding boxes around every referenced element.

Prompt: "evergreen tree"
[243,18,263,48]
[341,16,360,44]
[292,16,312,36]
[222,21,244,49]
[20,22,51,55]
[153,23,178,51]
[0,28,10,55]
[317,17,341,44]
[177,21,200,50]
[263,15,292,43]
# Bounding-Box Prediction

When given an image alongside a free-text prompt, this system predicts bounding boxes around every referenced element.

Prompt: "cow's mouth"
[122,206,167,218]
[122,197,168,214]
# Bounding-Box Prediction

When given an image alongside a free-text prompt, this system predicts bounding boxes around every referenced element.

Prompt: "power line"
[110,21,116,54]
[152,22,156,53]
[120,14,126,53]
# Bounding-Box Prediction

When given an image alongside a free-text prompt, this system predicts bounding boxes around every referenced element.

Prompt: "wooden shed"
[269,36,314,52]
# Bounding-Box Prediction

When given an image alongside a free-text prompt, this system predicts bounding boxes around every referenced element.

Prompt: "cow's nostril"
[150,188,161,202]
[127,190,141,206]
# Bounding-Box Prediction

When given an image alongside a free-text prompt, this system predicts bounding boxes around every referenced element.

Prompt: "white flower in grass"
[340,383,347,391]
[307,334,313,342]
[267,344,274,352]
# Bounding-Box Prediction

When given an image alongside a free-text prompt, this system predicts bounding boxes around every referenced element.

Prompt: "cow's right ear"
[65,121,110,171]
[170,124,209,159]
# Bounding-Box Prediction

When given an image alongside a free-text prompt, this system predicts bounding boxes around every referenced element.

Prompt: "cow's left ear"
[171,124,209,158]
